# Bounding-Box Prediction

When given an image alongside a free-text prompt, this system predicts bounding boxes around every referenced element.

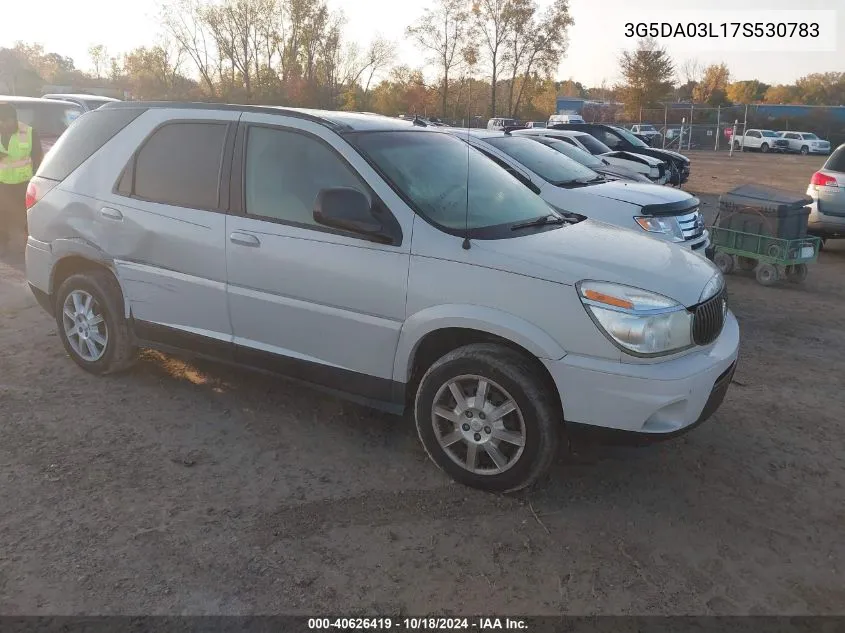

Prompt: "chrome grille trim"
[676,209,705,241]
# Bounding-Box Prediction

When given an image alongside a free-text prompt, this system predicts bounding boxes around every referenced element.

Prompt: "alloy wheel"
[62,290,108,362]
[431,374,526,475]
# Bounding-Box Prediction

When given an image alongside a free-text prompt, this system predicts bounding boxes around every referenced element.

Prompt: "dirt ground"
[1,150,843,616]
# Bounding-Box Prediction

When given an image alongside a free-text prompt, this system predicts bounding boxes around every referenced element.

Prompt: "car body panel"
[26,102,736,435]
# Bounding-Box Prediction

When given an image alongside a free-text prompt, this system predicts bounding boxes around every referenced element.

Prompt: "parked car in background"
[550,123,691,184]
[42,93,121,112]
[778,131,831,156]
[487,117,522,131]
[525,121,547,128]
[0,96,84,153]
[806,143,845,248]
[733,129,789,153]
[629,124,662,146]
[513,127,669,185]
[25,103,737,492]
[520,135,653,183]
[548,114,584,125]
[447,128,710,256]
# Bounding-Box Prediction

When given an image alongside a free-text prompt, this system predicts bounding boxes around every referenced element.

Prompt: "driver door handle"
[100,207,123,221]
[229,232,261,247]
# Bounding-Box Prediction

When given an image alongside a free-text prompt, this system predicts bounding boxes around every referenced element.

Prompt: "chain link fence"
[585,104,845,152]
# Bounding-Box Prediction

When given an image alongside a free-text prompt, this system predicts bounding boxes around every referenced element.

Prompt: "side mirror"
[313,187,383,237]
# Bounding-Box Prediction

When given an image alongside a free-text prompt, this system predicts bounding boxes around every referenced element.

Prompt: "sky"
[2,0,842,89]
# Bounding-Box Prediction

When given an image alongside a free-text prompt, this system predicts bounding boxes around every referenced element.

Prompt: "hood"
[565,180,696,209]
[599,164,651,183]
[647,147,690,164]
[471,220,720,307]
[603,151,664,167]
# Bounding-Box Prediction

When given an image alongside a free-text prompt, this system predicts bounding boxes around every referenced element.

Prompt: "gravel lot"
[0,150,843,616]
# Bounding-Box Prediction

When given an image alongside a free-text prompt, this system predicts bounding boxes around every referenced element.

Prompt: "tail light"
[811,172,837,188]
[25,176,58,210]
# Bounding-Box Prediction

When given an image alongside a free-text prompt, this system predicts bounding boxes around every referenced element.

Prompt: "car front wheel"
[800,146,809,155]
[55,269,138,375]
[761,143,770,153]
[414,343,560,493]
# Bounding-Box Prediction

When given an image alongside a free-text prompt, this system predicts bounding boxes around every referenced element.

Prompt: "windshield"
[761,130,780,138]
[350,131,555,233]
[610,126,649,148]
[82,98,114,110]
[539,138,604,169]
[482,136,599,185]
[572,134,613,155]
[801,133,819,140]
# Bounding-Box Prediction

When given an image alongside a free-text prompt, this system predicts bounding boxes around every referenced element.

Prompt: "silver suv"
[25,103,739,492]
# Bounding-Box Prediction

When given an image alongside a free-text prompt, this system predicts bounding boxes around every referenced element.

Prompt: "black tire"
[54,269,138,375]
[733,140,741,151]
[787,263,808,283]
[819,238,826,251]
[800,146,809,156]
[755,263,779,286]
[414,343,560,493]
[761,143,770,153]
[714,252,734,274]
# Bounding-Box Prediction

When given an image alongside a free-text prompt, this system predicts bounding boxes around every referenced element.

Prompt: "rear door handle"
[100,207,123,221]
[229,232,261,247]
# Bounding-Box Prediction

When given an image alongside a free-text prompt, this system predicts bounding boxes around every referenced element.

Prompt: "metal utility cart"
[710,185,821,286]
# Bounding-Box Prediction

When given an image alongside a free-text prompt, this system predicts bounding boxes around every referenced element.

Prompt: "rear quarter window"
[825,146,845,173]
[36,107,146,182]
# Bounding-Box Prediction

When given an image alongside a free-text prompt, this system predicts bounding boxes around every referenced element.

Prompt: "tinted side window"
[596,129,622,148]
[244,126,368,227]
[825,146,845,173]
[131,122,228,209]
[36,107,145,182]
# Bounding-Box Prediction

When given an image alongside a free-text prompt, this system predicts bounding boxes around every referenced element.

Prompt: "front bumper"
[543,311,739,435]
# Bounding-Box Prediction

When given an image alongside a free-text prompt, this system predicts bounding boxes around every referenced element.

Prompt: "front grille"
[677,209,705,241]
[692,288,727,346]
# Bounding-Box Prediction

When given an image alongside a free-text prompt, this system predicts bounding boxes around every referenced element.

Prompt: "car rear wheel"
[414,343,560,493]
[55,269,138,375]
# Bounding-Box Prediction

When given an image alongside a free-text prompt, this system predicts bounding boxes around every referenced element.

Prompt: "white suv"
[25,103,738,492]
[778,131,831,156]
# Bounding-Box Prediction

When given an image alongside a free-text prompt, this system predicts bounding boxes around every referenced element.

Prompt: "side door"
[102,109,239,355]
[224,115,412,404]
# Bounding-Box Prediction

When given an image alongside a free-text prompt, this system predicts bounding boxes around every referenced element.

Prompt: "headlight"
[577,281,693,356]
[634,215,684,241]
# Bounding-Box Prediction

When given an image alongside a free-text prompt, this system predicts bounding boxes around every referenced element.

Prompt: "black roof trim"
[99,101,343,130]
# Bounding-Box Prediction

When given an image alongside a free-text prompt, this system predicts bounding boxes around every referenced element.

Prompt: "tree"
[692,63,730,105]
[504,0,573,117]
[618,38,675,117]
[557,79,585,98]
[795,72,845,106]
[407,0,472,118]
[764,84,800,104]
[0,48,43,95]
[88,44,110,79]
[472,0,513,117]
[162,0,220,97]
[726,80,768,104]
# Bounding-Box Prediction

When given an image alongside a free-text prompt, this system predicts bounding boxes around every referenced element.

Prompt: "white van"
[549,114,585,125]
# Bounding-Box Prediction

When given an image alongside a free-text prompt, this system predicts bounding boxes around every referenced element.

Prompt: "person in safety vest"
[0,102,43,255]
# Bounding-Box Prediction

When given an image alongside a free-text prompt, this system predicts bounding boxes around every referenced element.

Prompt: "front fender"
[392,304,567,383]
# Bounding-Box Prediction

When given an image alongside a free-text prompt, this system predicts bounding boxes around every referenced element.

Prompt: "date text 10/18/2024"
[308,618,529,630]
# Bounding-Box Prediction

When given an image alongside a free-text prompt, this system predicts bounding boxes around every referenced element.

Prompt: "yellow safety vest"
[0,122,34,185]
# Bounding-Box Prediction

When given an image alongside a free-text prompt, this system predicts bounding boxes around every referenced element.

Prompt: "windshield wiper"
[511,214,568,231]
